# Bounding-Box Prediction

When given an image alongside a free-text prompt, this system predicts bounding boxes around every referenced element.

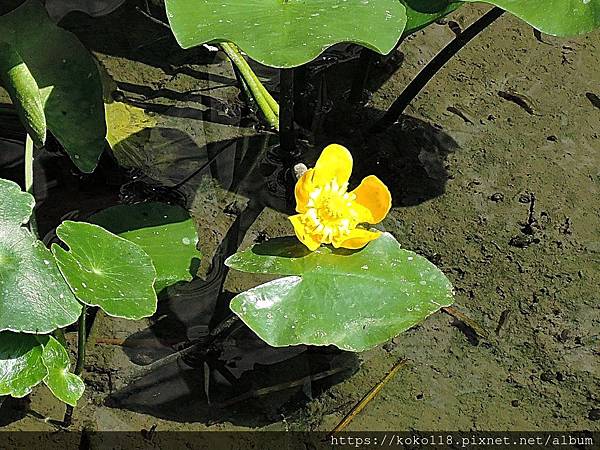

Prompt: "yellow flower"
[290,144,392,251]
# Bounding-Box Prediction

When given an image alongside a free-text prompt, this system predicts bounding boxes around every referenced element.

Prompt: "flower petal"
[289,214,321,251]
[312,144,353,187]
[351,175,392,224]
[335,228,381,250]
[294,168,315,213]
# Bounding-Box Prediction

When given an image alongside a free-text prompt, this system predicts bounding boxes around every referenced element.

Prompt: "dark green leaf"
[0,0,106,172]
[402,1,462,37]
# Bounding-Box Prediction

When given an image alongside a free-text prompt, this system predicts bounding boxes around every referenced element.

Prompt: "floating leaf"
[402,0,462,37]
[459,0,600,36]
[0,0,106,172]
[41,336,84,407]
[226,233,454,352]
[0,42,46,148]
[52,221,158,320]
[0,179,82,334]
[165,0,407,68]
[90,202,200,293]
[0,332,47,398]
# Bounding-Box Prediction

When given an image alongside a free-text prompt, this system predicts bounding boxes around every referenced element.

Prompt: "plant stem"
[24,134,38,237]
[349,49,374,104]
[63,306,87,428]
[279,68,296,160]
[220,42,279,129]
[369,7,504,134]
[74,306,87,376]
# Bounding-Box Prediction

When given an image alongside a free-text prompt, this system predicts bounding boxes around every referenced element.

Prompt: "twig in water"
[330,359,408,434]
[442,306,489,340]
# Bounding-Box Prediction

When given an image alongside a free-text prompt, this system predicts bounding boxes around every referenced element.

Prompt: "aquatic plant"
[0,0,599,423]
[225,145,454,351]
[0,178,200,415]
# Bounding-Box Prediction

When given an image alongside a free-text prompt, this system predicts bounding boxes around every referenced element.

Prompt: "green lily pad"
[41,336,84,407]
[52,221,158,320]
[0,179,82,334]
[0,42,46,148]
[0,332,47,398]
[90,202,200,293]
[0,0,106,172]
[226,233,454,352]
[459,0,600,36]
[403,1,462,37]
[165,0,407,68]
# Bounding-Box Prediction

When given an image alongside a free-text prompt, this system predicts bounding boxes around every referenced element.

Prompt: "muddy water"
[1,2,599,435]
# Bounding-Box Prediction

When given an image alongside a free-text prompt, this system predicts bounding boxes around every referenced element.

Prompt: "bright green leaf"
[165,0,407,68]
[89,202,200,293]
[41,336,84,407]
[0,332,47,398]
[458,0,600,36]
[0,0,106,172]
[52,221,158,320]
[226,233,454,352]
[0,42,46,148]
[0,179,82,334]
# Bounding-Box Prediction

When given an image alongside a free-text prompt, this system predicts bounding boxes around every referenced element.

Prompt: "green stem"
[221,42,279,129]
[74,306,87,376]
[63,306,86,428]
[24,134,38,237]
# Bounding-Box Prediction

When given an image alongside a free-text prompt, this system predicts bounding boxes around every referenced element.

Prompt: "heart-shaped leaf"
[0,42,46,148]
[458,0,600,36]
[165,0,407,68]
[0,0,106,172]
[41,336,84,407]
[89,202,200,293]
[0,179,82,334]
[0,332,47,398]
[52,221,158,320]
[226,233,454,352]
[403,1,462,37]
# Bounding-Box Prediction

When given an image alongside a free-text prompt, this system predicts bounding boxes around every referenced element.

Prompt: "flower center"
[302,179,356,244]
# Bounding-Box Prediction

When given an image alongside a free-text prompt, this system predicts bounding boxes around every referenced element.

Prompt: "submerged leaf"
[0,179,82,334]
[52,221,158,320]
[166,0,407,68]
[90,202,200,293]
[226,233,454,352]
[0,0,106,172]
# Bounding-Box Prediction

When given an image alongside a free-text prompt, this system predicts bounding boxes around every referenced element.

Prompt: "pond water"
[1,0,599,438]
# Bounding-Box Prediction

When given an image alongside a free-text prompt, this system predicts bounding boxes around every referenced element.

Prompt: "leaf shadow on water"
[102,113,457,425]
